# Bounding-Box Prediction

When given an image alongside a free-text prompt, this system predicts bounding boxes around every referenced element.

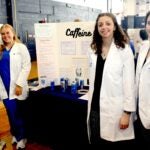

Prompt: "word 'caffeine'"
[66,28,92,38]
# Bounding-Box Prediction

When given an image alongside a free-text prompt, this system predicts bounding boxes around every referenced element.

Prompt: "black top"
[90,54,105,112]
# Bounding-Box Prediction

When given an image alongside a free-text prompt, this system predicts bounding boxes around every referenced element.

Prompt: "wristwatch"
[124,110,131,114]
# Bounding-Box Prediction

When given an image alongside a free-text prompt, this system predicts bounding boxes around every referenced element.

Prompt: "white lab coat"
[136,41,150,129]
[0,42,31,100]
[87,41,136,142]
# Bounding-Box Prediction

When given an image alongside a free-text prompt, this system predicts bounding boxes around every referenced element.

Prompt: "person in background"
[139,29,149,52]
[135,11,150,144]
[129,39,135,56]
[0,24,31,149]
[136,29,149,60]
[87,12,136,145]
[139,29,148,41]
[123,29,135,56]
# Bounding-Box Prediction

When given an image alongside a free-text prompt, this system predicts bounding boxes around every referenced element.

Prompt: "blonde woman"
[0,24,31,149]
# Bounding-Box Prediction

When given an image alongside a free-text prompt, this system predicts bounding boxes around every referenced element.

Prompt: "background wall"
[0,0,146,62]
[0,0,101,61]
[0,0,101,80]
[15,0,100,42]
[0,0,147,79]
[0,0,7,23]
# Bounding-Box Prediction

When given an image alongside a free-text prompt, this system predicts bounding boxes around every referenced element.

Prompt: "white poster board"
[34,22,94,87]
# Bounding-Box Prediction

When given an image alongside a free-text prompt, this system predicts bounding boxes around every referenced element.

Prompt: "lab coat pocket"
[12,52,21,59]
[100,114,116,140]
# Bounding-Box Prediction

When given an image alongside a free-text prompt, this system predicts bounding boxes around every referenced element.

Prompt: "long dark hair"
[91,13,128,54]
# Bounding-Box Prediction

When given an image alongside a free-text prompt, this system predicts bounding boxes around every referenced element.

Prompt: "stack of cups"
[71,81,77,94]
[50,81,55,91]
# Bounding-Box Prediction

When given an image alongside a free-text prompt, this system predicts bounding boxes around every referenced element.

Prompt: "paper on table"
[29,85,42,91]
[78,92,89,101]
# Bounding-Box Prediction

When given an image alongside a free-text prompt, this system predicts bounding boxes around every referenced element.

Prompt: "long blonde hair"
[0,44,4,52]
[0,24,21,44]
[0,44,4,58]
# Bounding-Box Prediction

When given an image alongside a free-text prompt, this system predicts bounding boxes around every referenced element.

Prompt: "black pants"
[134,116,150,145]
[89,110,135,146]
[89,110,101,144]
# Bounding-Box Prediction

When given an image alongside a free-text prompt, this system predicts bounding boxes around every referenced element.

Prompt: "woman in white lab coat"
[87,13,136,145]
[135,11,150,144]
[0,24,31,149]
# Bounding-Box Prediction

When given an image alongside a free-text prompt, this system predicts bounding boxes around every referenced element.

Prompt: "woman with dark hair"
[87,12,136,145]
[135,11,150,144]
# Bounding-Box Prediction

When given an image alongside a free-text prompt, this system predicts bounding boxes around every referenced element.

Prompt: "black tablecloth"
[26,86,89,149]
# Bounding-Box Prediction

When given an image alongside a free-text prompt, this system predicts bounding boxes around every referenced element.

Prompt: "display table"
[26,86,89,149]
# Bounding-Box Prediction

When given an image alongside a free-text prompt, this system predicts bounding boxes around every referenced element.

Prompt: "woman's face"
[1,27,14,44]
[97,16,115,39]
[145,15,150,38]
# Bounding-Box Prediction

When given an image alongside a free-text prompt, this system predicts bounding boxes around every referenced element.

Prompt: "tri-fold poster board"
[34,21,94,87]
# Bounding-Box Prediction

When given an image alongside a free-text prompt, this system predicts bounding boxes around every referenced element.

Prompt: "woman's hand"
[15,85,23,96]
[119,112,130,129]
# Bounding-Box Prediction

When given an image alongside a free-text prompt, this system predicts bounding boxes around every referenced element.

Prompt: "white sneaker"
[11,136,17,144]
[0,141,6,150]
[16,139,27,149]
